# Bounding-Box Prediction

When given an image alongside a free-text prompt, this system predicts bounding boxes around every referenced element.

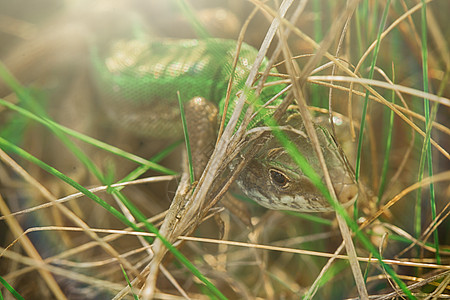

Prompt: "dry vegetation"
[0,0,449,299]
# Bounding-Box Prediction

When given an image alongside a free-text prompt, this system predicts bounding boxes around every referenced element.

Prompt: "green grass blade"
[355,0,391,182]
[120,265,139,300]
[419,0,439,265]
[0,275,24,300]
[284,211,333,226]
[177,91,195,184]
[377,65,395,202]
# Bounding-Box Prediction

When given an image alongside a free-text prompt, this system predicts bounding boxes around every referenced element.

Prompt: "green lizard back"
[91,38,284,138]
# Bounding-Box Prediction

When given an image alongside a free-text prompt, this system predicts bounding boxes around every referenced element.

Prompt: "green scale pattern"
[91,38,285,138]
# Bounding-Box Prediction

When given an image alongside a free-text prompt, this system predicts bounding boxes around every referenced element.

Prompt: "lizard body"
[91,38,281,138]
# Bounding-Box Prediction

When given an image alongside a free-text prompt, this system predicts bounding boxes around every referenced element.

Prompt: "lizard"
[90,36,359,212]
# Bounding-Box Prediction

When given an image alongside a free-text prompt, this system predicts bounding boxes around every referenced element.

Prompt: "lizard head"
[235,114,359,212]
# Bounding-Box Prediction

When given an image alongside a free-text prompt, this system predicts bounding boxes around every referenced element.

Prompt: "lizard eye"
[269,169,290,188]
